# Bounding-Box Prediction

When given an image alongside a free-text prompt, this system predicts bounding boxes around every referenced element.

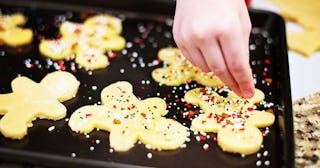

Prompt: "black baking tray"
[0,0,294,167]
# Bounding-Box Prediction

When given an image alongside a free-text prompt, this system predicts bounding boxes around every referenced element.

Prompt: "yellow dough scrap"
[39,14,125,70]
[69,81,188,152]
[287,31,320,57]
[185,86,275,155]
[152,48,224,87]
[0,13,33,47]
[268,0,320,56]
[0,71,79,139]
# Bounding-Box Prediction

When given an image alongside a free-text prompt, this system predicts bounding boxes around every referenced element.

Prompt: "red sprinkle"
[85,113,92,118]
[17,47,22,53]
[108,52,117,60]
[262,71,268,77]
[264,59,271,64]
[212,136,217,142]
[141,113,147,119]
[199,135,206,141]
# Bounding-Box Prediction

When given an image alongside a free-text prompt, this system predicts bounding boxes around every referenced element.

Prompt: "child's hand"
[173,0,254,98]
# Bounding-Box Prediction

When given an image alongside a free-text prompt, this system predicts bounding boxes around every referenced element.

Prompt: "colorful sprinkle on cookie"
[69,81,188,152]
[39,14,126,70]
[184,86,275,155]
[152,48,224,87]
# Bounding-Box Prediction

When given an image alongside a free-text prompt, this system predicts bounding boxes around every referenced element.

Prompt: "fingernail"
[243,89,254,98]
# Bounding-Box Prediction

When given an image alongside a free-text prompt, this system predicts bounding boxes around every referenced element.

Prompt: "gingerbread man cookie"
[0,71,79,139]
[185,87,275,155]
[0,13,33,47]
[152,48,224,87]
[69,81,188,152]
[39,14,125,70]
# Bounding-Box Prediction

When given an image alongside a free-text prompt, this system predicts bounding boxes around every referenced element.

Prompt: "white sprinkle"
[147,153,152,159]
[71,153,76,157]
[88,71,93,75]
[65,118,69,122]
[132,52,138,57]
[121,49,127,55]
[88,96,92,100]
[200,132,207,136]
[195,136,201,142]
[180,144,187,148]
[126,42,133,48]
[264,160,270,166]
[145,144,152,149]
[257,153,261,158]
[109,149,114,153]
[90,146,94,151]
[0,51,5,56]
[256,160,262,166]
[48,126,55,132]
[120,68,125,73]
[91,86,97,91]
[249,44,256,50]
[203,144,209,150]
[263,150,269,157]
[85,134,90,138]
[241,154,246,158]
[96,140,100,144]
[132,63,137,68]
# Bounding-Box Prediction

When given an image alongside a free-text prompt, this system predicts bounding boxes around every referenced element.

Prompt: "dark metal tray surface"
[0,0,294,167]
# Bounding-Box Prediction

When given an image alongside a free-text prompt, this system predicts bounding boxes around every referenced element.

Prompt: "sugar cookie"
[0,13,33,47]
[0,71,79,139]
[268,0,320,56]
[152,48,224,87]
[39,14,125,70]
[287,31,320,57]
[185,87,274,155]
[69,81,188,152]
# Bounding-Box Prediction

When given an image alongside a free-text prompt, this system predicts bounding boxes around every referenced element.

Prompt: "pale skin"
[173,0,254,98]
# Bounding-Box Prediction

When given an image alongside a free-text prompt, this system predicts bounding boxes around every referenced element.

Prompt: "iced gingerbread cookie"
[69,81,188,152]
[0,13,33,47]
[0,71,79,139]
[152,48,224,87]
[39,14,125,70]
[185,87,275,155]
